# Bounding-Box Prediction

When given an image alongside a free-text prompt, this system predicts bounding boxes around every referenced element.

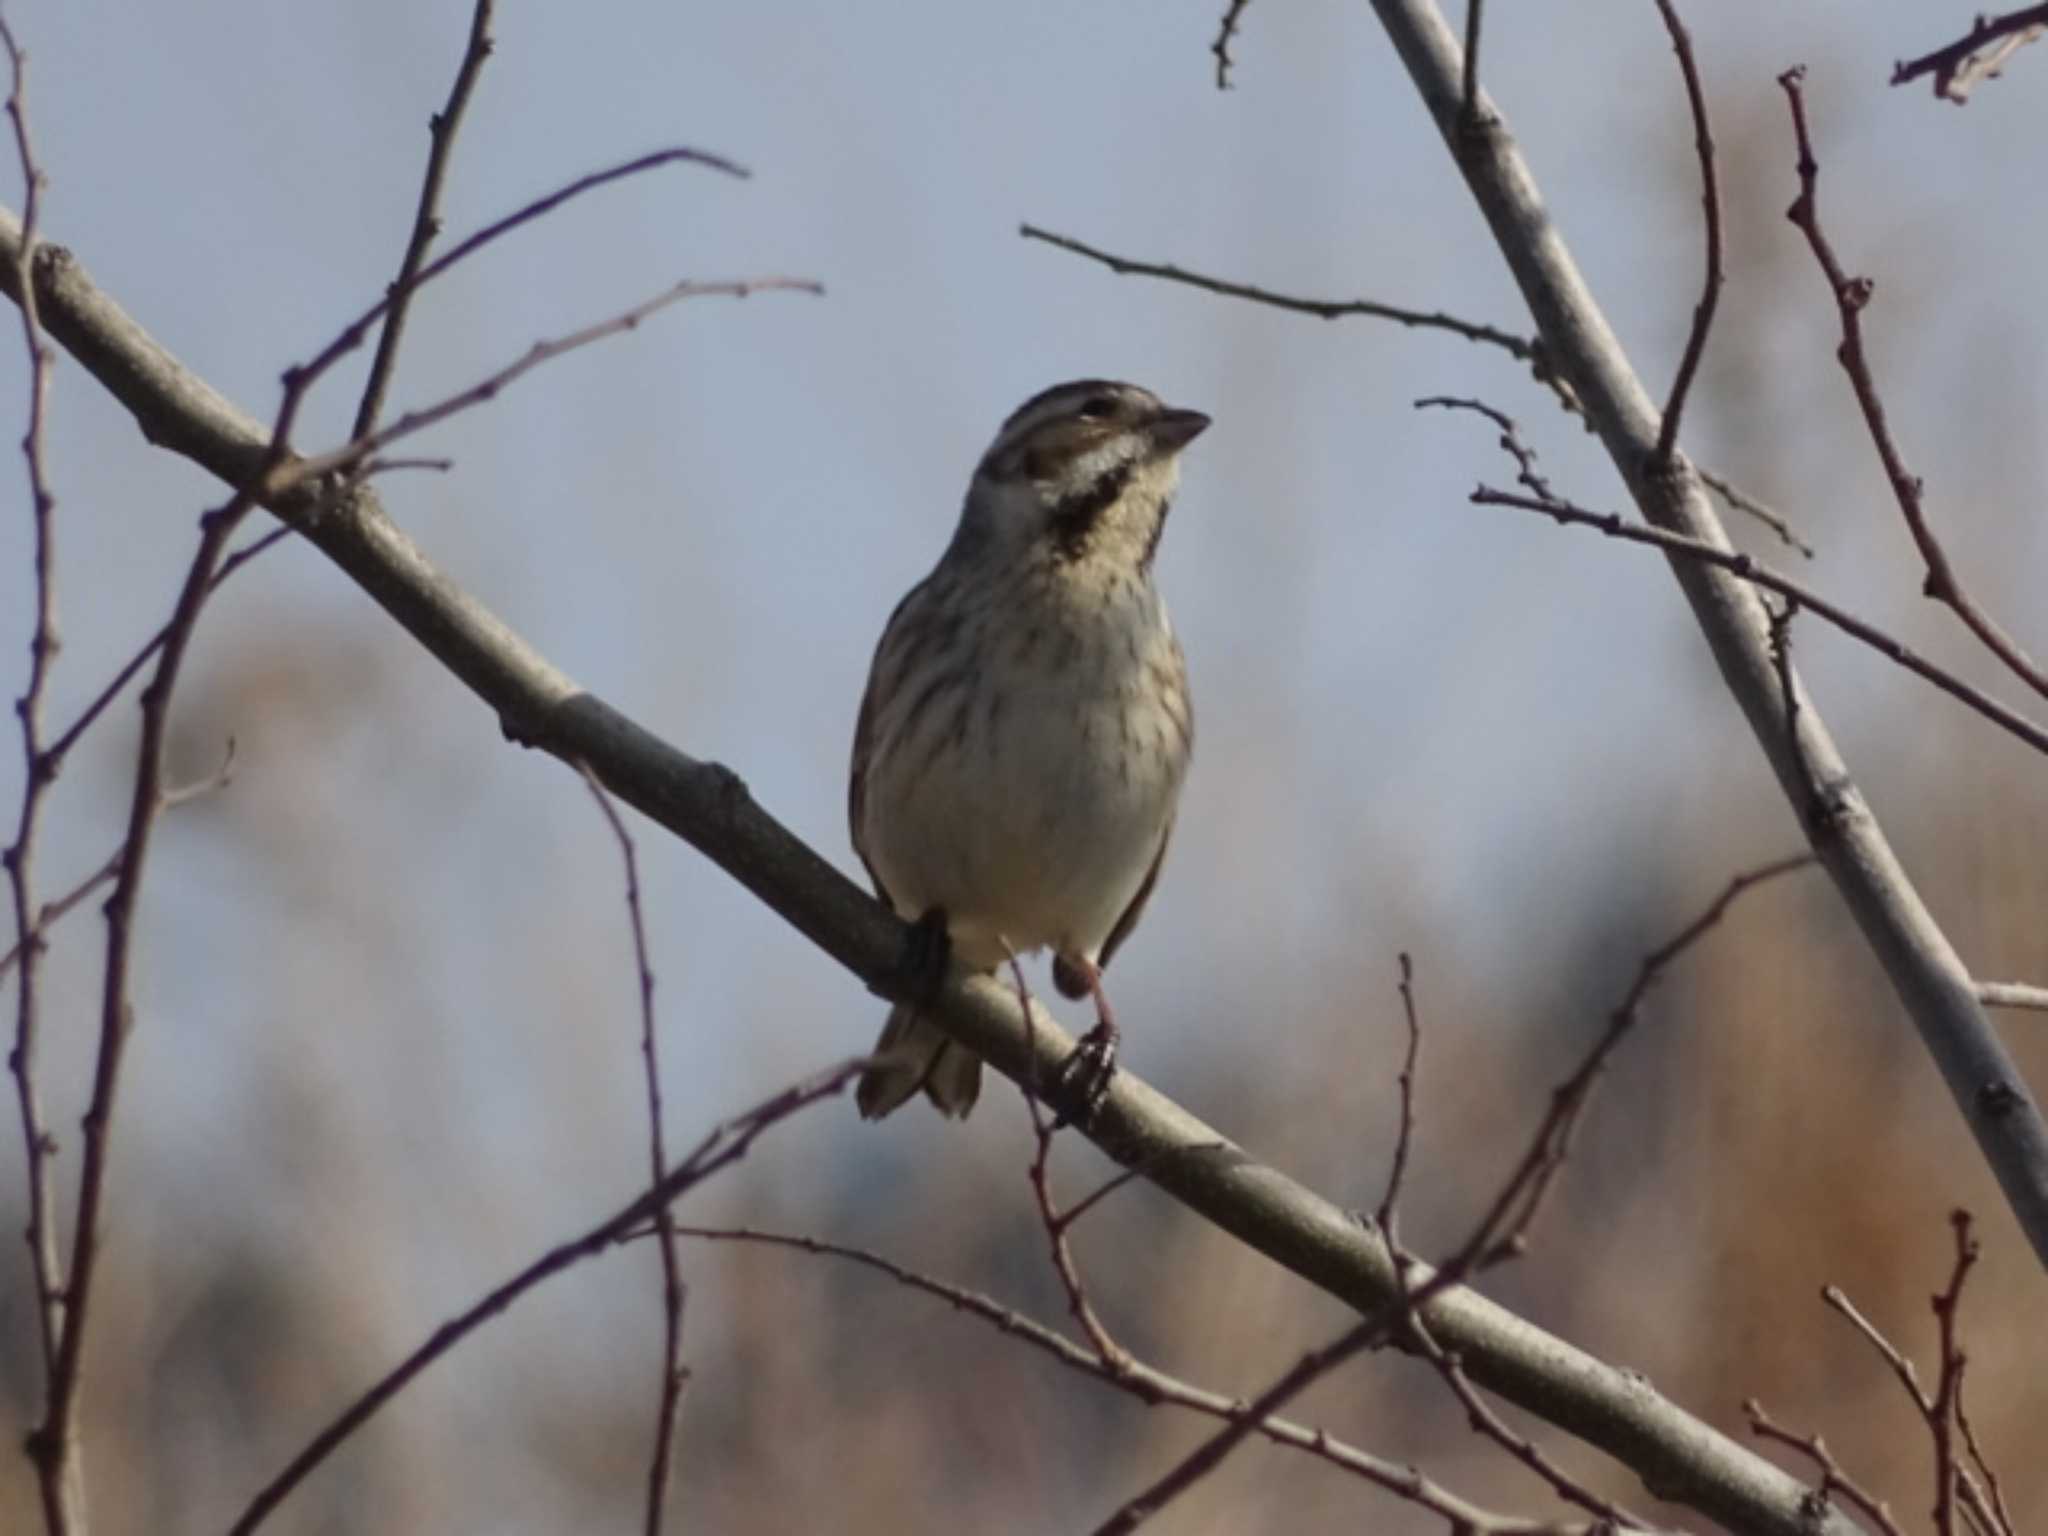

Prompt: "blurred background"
[2,0,2044,1530]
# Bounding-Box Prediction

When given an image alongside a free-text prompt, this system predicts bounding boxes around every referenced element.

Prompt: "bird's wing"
[1096,812,1174,974]
[849,579,930,911]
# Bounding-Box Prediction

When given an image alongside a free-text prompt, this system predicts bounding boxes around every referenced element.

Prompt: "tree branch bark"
[1365,0,2048,1265]
[0,203,1874,1536]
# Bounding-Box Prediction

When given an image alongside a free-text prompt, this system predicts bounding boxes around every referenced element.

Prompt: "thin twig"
[352,0,496,440]
[1891,4,2048,101]
[1470,487,2048,759]
[1022,223,1544,360]
[578,765,688,1536]
[1649,0,1722,466]
[1700,467,1813,560]
[1927,1211,1979,1536]
[1974,981,2048,1012]
[0,18,75,1530]
[31,483,260,1521]
[1010,959,1125,1368]
[293,275,822,482]
[673,1222,1594,1535]
[1778,68,2048,703]
[285,146,750,433]
[1211,0,1252,88]
[1453,854,1813,1270]
[1952,1363,2016,1536]
[1743,1399,1905,1536]
[1416,396,1558,503]
[228,1059,862,1535]
[1376,952,1422,1235]
[44,524,293,771]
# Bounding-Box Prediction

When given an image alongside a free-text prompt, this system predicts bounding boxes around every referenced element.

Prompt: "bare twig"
[228,1059,861,1535]
[287,145,750,431]
[1953,1363,2016,1536]
[1461,0,1485,118]
[1211,0,1252,88]
[1927,1211,1979,1536]
[675,1222,1596,1535]
[294,275,822,483]
[1010,960,1125,1368]
[1021,222,1546,362]
[1892,4,2048,101]
[1376,952,1422,1235]
[1648,0,1721,466]
[44,524,293,772]
[1778,68,2048,703]
[1743,1398,1905,1536]
[0,18,75,1530]
[1456,854,1813,1270]
[1416,396,1558,503]
[1820,1219,2009,1536]
[1975,981,2048,1013]
[579,766,687,1536]
[1700,468,1813,560]
[352,0,496,439]
[30,483,260,1526]
[1471,487,2048,760]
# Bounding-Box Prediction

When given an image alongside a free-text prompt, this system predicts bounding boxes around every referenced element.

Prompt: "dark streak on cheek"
[1047,462,1136,562]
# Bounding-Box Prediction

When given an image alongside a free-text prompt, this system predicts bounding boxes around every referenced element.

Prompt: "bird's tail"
[856,1004,982,1120]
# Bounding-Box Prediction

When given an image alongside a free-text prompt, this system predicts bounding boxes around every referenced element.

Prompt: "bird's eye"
[1076,396,1117,422]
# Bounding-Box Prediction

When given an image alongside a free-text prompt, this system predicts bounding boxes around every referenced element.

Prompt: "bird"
[849,378,1206,1119]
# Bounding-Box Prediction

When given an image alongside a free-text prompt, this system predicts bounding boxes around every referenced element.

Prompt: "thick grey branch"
[1365,0,2048,1265]
[0,205,1869,1536]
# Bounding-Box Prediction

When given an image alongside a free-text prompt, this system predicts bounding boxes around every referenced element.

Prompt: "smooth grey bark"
[1367,0,2048,1264]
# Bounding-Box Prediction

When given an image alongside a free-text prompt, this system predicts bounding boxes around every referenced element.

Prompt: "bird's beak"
[1147,407,1211,451]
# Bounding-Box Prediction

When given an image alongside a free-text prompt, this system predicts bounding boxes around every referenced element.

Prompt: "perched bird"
[850,379,1207,1119]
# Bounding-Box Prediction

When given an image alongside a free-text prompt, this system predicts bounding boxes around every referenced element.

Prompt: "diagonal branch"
[0,202,1879,1536]
[352,0,496,438]
[1777,69,2048,704]
[1365,0,2048,1267]
[1648,0,1721,466]
[1891,4,2048,102]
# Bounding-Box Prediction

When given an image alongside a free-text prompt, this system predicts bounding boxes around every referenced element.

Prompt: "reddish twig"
[1649,0,1722,466]
[1376,952,1423,1235]
[29,482,260,1523]
[0,18,74,1530]
[1743,1398,1905,1536]
[580,766,688,1536]
[284,145,750,440]
[1010,958,1125,1367]
[352,0,496,439]
[1470,487,2048,759]
[673,1222,1595,1534]
[227,1059,862,1535]
[1820,1216,2008,1536]
[43,524,293,772]
[1891,5,2048,102]
[1778,68,2048,703]
[292,275,822,483]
